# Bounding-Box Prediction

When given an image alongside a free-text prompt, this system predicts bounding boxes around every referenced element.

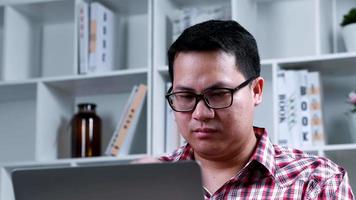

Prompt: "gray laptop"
[12,161,204,200]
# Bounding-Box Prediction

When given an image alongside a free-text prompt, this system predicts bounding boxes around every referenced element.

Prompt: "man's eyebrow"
[174,82,231,92]
[173,85,195,92]
[204,82,231,90]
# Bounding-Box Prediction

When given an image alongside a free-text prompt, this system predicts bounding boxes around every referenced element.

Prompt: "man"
[158,20,354,199]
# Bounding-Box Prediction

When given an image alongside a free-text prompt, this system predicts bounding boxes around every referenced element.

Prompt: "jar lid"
[78,103,97,110]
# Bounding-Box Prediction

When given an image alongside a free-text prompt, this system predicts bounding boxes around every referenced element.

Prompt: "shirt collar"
[249,127,276,178]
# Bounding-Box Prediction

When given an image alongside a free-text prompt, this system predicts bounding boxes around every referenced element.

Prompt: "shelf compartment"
[279,54,356,146]
[91,0,150,70]
[333,0,356,53]
[2,0,76,80]
[36,72,148,161]
[237,0,333,60]
[0,83,37,163]
[153,0,231,67]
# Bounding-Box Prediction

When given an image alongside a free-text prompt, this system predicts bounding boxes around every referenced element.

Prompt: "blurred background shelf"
[1,0,356,199]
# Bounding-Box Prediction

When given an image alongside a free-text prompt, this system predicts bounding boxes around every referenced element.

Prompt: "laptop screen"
[12,161,204,200]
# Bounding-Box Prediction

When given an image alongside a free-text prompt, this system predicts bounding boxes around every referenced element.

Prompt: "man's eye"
[207,90,229,98]
[176,93,195,100]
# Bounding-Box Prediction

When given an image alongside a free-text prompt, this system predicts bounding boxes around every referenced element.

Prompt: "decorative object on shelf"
[71,103,102,157]
[341,8,356,52]
[347,91,356,142]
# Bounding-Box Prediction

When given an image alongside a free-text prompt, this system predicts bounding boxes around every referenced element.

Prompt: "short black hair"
[168,20,260,83]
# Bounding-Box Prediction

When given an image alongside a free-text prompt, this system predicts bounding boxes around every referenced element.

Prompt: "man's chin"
[192,143,224,157]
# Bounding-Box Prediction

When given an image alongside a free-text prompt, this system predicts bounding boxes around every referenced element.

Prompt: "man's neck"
[194,130,258,194]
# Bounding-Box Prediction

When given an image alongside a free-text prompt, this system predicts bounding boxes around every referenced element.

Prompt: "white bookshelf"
[0,0,152,198]
[151,0,356,191]
[0,0,356,199]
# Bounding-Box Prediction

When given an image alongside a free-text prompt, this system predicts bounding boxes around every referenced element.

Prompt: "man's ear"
[252,77,264,106]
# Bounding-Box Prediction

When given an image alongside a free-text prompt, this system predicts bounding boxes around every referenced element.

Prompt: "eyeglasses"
[165,76,257,112]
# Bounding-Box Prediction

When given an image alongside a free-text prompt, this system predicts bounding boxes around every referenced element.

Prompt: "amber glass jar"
[71,103,101,157]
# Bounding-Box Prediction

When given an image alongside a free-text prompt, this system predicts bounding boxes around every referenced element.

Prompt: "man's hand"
[131,156,162,164]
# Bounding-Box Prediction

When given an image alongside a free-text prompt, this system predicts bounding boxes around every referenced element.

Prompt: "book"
[277,69,325,148]
[105,84,147,156]
[285,70,302,148]
[276,70,290,147]
[89,2,114,73]
[77,0,89,74]
[298,70,312,146]
[307,72,325,145]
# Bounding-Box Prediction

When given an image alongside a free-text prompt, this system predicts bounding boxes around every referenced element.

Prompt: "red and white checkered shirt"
[160,127,355,200]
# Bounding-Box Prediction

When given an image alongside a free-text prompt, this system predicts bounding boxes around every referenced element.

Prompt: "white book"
[77,1,89,74]
[105,85,147,156]
[307,72,325,146]
[285,70,302,148]
[89,2,114,73]
[298,70,312,147]
[105,85,138,156]
[164,82,181,153]
[276,70,290,147]
[118,85,147,156]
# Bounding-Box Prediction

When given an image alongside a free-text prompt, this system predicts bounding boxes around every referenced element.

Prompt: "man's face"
[172,51,262,159]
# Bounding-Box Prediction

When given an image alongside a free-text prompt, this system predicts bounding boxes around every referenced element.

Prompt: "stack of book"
[276,69,325,148]
[78,1,114,74]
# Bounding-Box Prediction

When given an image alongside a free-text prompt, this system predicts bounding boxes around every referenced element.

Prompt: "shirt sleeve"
[315,171,355,200]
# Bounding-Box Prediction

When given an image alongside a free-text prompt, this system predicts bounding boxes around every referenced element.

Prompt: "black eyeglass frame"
[165,76,258,112]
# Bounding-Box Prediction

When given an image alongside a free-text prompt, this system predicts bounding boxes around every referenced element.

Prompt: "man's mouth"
[192,128,218,138]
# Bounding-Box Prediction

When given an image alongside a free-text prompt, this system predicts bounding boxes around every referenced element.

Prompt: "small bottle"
[71,103,101,157]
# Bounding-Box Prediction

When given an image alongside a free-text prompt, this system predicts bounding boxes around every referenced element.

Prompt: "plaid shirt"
[160,127,355,200]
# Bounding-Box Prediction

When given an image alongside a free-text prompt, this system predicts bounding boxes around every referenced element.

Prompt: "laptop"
[12,161,204,200]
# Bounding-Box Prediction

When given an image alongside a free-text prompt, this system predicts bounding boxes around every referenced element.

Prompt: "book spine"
[285,70,302,148]
[276,70,290,147]
[88,2,98,73]
[100,3,114,72]
[308,72,325,145]
[88,2,114,73]
[78,1,89,74]
[107,84,147,156]
[299,70,312,147]
[105,85,138,156]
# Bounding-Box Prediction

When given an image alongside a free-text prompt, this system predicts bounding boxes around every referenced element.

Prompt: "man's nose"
[192,99,215,121]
